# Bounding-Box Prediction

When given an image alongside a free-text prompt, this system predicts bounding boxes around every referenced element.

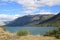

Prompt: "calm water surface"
[4,27,55,35]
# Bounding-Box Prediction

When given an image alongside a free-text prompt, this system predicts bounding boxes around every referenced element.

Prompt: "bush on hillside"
[44,27,60,39]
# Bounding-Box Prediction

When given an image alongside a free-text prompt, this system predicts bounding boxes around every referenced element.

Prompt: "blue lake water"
[4,27,55,35]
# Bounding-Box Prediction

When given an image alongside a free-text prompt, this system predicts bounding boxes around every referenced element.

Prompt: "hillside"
[39,13,60,26]
[5,14,54,26]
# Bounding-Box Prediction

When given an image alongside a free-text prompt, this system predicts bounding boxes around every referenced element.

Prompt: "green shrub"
[17,30,29,36]
[44,27,60,39]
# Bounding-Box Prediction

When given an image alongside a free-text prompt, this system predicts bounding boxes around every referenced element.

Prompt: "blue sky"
[0,0,60,24]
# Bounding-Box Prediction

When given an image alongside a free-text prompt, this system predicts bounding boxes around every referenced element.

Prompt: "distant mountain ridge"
[39,13,60,26]
[5,14,54,26]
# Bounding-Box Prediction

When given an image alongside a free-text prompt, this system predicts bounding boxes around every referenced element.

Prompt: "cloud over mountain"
[0,0,60,22]
[0,14,20,21]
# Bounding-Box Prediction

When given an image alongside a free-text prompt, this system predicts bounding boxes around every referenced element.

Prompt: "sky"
[0,0,60,24]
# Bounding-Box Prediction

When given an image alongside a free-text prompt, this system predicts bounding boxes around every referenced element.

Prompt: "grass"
[0,27,60,40]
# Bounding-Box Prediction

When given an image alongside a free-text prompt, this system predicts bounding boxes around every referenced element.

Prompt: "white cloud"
[23,10,34,15]
[41,0,60,6]
[0,0,59,25]
[1,0,60,10]
[0,14,22,25]
[1,0,60,15]
[0,14,20,21]
[40,12,55,14]
[37,10,58,14]
[15,0,60,10]
[0,0,59,15]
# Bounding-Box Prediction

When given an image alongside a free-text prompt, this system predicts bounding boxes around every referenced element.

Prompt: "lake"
[4,27,55,35]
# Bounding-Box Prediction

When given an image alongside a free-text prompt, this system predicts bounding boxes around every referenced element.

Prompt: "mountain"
[5,14,54,26]
[39,13,60,27]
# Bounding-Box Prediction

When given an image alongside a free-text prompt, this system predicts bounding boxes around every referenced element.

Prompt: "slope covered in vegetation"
[5,14,54,26]
[44,27,60,39]
[0,27,59,40]
[39,13,60,26]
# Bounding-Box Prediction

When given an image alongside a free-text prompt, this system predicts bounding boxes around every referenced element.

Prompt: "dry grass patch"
[0,28,60,40]
[19,35,59,40]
